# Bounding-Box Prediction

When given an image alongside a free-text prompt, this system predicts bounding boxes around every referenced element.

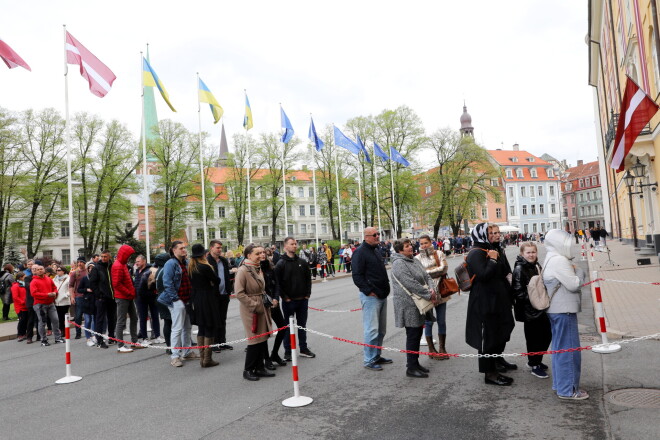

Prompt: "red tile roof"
[487,150,558,182]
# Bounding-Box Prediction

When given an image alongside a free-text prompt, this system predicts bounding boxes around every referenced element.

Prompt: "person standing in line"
[308,246,318,280]
[543,229,589,400]
[68,258,88,339]
[415,234,450,359]
[351,227,392,371]
[112,245,142,353]
[143,254,171,351]
[465,223,516,386]
[343,244,353,273]
[53,266,70,336]
[23,260,38,343]
[325,244,335,277]
[11,272,28,341]
[1,264,15,320]
[30,265,64,346]
[133,255,162,344]
[77,263,97,347]
[235,244,274,381]
[275,237,315,361]
[189,244,220,368]
[512,242,552,379]
[207,240,234,353]
[90,250,116,349]
[271,245,281,266]
[317,244,328,279]
[158,241,199,367]
[260,247,285,368]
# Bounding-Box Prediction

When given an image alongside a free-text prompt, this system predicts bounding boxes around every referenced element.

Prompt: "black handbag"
[263,293,273,308]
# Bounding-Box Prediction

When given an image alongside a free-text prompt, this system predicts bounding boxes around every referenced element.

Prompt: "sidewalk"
[586,240,660,339]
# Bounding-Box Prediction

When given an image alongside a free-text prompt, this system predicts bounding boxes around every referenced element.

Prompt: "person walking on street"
[352,227,392,371]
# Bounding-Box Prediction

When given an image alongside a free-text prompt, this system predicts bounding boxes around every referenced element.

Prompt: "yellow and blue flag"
[243,92,253,130]
[142,57,176,112]
[198,78,223,124]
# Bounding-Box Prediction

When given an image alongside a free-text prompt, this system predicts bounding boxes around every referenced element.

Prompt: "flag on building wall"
[373,141,389,161]
[243,92,253,130]
[198,77,223,123]
[0,38,31,71]
[610,76,659,172]
[66,31,115,97]
[280,106,294,143]
[142,57,176,111]
[308,116,324,151]
[390,146,410,167]
[333,125,360,155]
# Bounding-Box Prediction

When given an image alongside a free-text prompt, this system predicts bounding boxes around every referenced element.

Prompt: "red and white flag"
[610,76,659,172]
[0,38,31,71]
[65,31,116,98]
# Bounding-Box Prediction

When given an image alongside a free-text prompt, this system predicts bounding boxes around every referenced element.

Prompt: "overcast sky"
[1,1,596,168]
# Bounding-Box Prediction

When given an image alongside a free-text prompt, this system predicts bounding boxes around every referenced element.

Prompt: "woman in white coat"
[53,266,71,336]
[542,229,588,400]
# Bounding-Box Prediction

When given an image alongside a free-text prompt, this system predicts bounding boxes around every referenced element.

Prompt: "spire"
[218,122,229,167]
[460,102,474,137]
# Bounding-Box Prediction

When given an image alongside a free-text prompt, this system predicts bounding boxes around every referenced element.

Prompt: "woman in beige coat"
[235,244,274,381]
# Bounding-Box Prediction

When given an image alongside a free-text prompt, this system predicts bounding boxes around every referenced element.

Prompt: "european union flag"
[308,117,324,151]
[333,125,360,155]
[390,146,410,167]
[357,135,371,163]
[373,142,389,161]
[280,106,294,144]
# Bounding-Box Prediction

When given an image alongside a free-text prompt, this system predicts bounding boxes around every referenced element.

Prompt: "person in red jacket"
[30,265,64,346]
[112,244,141,353]
[12,272,28,341]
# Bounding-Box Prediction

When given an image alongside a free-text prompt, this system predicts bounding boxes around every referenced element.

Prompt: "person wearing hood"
[512,242,551,379]
[391,239,437,378]
[112,244,140,353]
[542,229,589,401]
[465,223,516,386]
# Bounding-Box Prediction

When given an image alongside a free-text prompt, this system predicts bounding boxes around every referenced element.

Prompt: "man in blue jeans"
[351,227,392,370]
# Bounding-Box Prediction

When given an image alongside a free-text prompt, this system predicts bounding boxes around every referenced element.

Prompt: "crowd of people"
[2,224,590,399]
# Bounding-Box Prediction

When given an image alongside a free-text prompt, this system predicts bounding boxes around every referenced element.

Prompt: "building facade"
[561,160,605,232]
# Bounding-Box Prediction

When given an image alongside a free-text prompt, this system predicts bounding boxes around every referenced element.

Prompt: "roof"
[487,150,557,182]
[564,161,600,181]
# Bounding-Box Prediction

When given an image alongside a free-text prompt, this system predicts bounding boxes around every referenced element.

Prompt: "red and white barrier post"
[589,248,596,262]
[56,314,83,384]
[282,317,313,407]
[580,243,586,261]
[590,272,621,354]
[322,263,327,283]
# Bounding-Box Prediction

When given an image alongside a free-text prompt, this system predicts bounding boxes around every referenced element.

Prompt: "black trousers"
[245,341,268,371]
[26,306,37,339]
[478,341,506,373]
[56,305,69,334]
[270,304,287,356]
[17,310,28,336]
[214,295,230,344]
[95,297,116,343]
[2,303,10,320]
[524,314,552,366]
[405,326,424,368]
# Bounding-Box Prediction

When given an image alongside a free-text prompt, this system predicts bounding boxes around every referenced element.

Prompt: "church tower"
[460,102,474,137]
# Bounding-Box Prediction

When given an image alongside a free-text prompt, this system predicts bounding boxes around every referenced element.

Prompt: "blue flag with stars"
[280,106,294,144]
[389,146,410,167]
[308,117,324,151]
[373,142,389,161]
[357,135,371,163]
[333,125,361,155]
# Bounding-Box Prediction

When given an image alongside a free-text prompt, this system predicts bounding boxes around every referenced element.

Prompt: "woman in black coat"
[189,244,222,368]
[512,242,551,379]
[261,248,287,369]
[465,223,516,386]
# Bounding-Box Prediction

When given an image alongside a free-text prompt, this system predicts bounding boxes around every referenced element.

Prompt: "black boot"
[264,357,277,371]
[271,352,287,366]
[243,370,260,381]
[406,368,428,378]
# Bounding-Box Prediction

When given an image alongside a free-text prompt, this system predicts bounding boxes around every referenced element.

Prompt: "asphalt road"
[0,245,625,439]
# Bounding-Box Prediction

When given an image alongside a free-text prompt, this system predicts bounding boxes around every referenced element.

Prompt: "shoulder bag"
[391,272,434,315]
[454,248,489,292]
[528,258,560,310]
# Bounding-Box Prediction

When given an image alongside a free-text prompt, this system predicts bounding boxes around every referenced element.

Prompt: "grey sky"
[1,1,596,167]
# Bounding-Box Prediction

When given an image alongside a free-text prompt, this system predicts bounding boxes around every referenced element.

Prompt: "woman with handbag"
[512,242,552,379]
[391,238,437,378]
[235,244,274,381]
[260,248,286,369]
[465,223,516,386]
[415,234,456,360]
[188,244,222,368]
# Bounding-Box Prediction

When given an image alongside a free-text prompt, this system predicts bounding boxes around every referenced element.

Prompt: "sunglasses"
[368,233,381,237]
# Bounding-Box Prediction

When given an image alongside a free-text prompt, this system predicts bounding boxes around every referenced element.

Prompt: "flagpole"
[356,166,365,242]
[245,89,253,244]
[140,51,151,264]
[389,156,398,239]
[332,126,343,243]
[197,73,208,246]
[372,144,383,236]
[312,153,320,250]
[63,25,76,263]
[280,104,288,240]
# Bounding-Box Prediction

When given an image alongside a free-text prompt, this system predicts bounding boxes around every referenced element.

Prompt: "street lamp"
[623,171,642,248]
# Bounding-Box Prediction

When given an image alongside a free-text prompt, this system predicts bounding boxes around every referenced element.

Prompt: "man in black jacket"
[89,250,116,348]
[275,236,314,360]
[351,227,392,371]
[207,240,234,352]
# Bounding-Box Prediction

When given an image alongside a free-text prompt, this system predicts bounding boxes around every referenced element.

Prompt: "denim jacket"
[157,257,186,306]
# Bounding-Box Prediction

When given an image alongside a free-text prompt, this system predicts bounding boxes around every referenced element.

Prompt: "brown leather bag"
[438,275,460,298]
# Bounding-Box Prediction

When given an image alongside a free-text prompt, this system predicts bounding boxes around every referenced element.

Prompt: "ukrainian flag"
[198,78,223,124]
[143,57,176,112]
[243,92,253,130]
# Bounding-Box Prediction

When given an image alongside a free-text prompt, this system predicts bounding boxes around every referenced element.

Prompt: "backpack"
[155,268,166,294]
[454,248,488,292]
[527,257,559,310]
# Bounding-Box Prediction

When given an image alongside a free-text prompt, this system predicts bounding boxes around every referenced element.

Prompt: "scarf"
[244,259,261,272]
[471,222,490,247]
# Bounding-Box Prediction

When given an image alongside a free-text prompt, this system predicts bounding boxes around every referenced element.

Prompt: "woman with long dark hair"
[260,248,286,368]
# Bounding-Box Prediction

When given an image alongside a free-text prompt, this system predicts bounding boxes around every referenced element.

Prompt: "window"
[579,179,584,188]
[549,185,555,196]
[506,169,513,178]
[508,187,514,197]
[529,185,535,198]
[196,228,204,240]
[308,187,314,197]
[552,222,557,229]
[301,224,307,234]
[521,186,526,197]
[299,205,305,216]
[591,176,597,186]
[287,206,292,217]
[528,157,535,162]
[509,206,516,216]
[593,191,598,200]
[530,168,538,178]
[219,228,226,239]
[285,187,291,197]
[298,187,304,198]
[61,249,71,264]
[541,223,546,232]
[587,192,592,201]
[287,225,294,235]
[580,207,585,216]
[531,205,536,215]
[310,205,315,216]
[523,224,529,233]
[218,206,226,218]
[425,185,432,194]
[470,208,476,219]
[481,207,488,218]
[60,195,68,210]
[571,207,576,216]
[320,206,326,216]
[43,250,53,259]
[511,157,519,163]
[532,223,538,233]
[539,204,544,214]
[566,183,572,191]
[587,206,592,215]
[260,226,267,237]
[579,194,584,202]
[550,203,556,214]
[537,186,543,197]
[252,225,258,237]
[321,223,328,234]
[354,222,359,232]
[208,228,216,239]
[496,208,502,218]
[547,168,554,178]
[491,179,498,186]
[522,205,528,215]
[311,224,316,233]
[291,176,297,182]
[516,168,524,178]
[60,221,70,238]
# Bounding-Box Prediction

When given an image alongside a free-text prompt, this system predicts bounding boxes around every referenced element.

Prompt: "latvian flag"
[610,76,659,172]
[66,31,116,98]
[0,38,31,71]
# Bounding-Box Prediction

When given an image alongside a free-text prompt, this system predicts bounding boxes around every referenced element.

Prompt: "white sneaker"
[86,339,95,347]
[117,346,134,353]
[137,338,151,346]
[152,336,166,344]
